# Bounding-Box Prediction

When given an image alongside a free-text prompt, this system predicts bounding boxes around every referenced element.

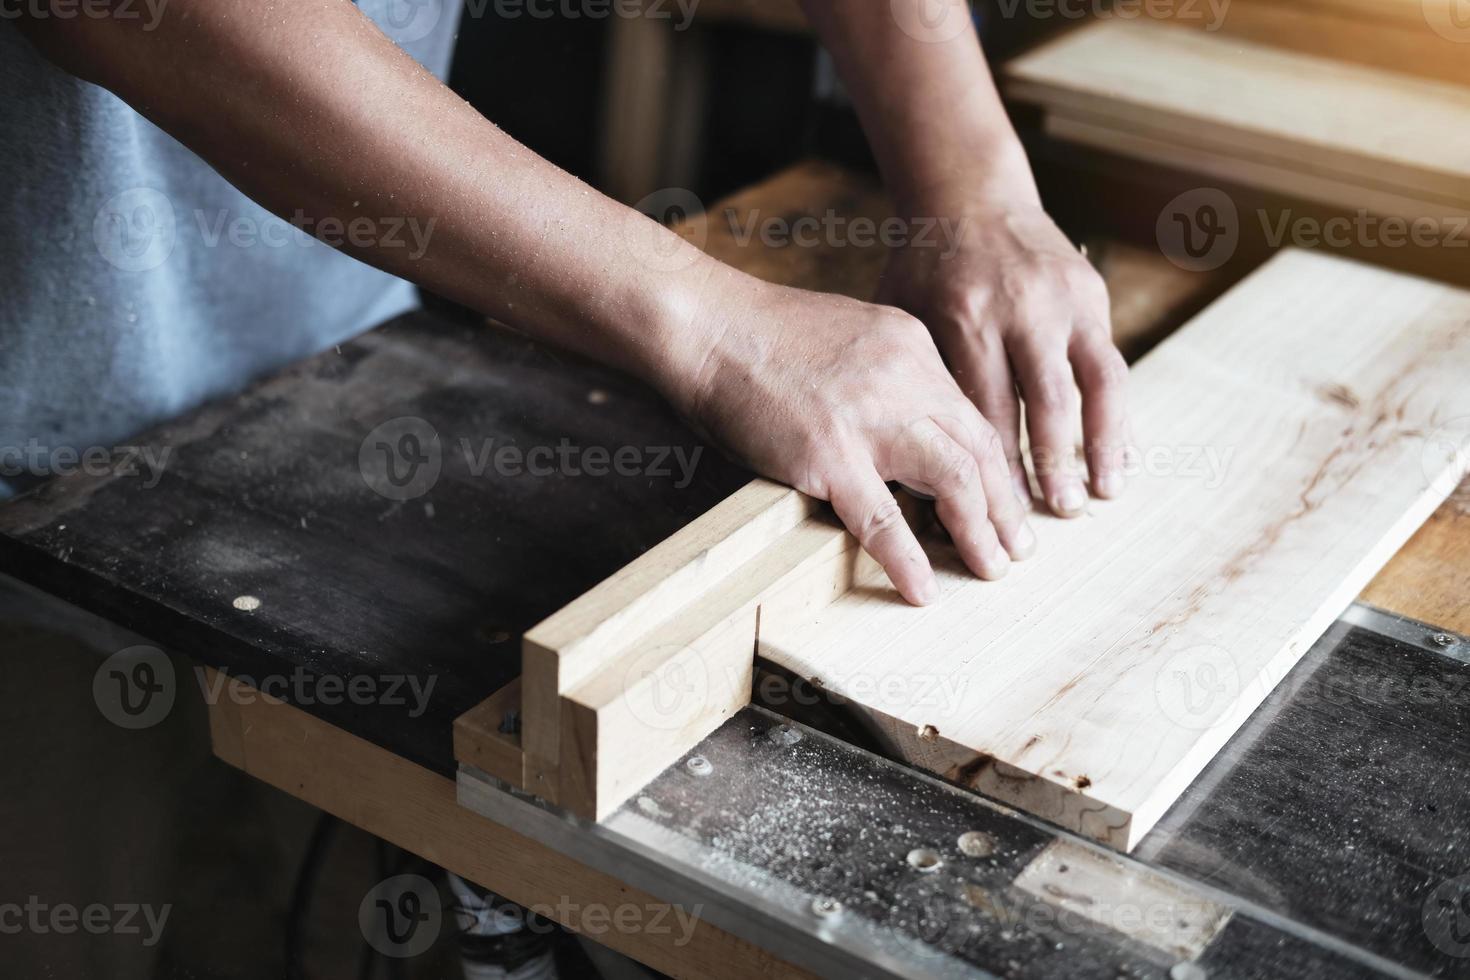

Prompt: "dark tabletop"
[0,309,748,774]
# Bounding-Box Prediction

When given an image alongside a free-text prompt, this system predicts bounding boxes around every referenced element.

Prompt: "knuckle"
[1028,365,1078,412]
[928,444,980,493]
[1086,346,1130,391]
[934,284,988,328]
[1068,260,1109,300]
[857,493,907,542]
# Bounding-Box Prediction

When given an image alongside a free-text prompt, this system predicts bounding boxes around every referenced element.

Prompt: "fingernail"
[1053,484,1087,517]
[1096,471,1124,499]
[983,544,1011,581]
[1014,473,1032,505]
[1011,522,1037,560]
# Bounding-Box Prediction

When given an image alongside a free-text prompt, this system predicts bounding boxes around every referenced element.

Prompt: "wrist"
[628,249,745,416]
[890,138,1041,218]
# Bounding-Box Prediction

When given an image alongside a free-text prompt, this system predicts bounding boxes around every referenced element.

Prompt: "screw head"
[685,755,713,777]
[1430,633,1457,648]
[811,897,842,918]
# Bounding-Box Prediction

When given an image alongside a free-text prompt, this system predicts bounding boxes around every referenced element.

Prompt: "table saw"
[2,163,1467,980]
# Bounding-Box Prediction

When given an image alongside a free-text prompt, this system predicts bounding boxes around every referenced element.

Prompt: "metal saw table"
[2,164,1467,980]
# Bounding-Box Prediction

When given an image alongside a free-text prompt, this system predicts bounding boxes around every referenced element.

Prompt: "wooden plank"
[1042,111,1470,226]
[206,671,817,980]
[1362,477,1470,636]
[1006,19,1470,208]
[755,249,1470,850]
[1148,0,1470,87]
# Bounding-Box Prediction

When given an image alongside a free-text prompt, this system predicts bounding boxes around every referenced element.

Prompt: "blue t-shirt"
[0,1,462,496]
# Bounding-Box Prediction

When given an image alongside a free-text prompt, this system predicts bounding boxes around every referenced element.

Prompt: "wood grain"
[1007,19,1470,208]
[757,249,1470,849]
[1362,477,1470,636]
[207,671,817,980]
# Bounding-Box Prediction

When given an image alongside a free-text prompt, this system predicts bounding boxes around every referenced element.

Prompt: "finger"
[933,413,1036,562]
[1013,338,1088,518]
[889,419,1009,580]
[1071,328,1130,499]
[948,328,1029,506]
[828,469,938,606]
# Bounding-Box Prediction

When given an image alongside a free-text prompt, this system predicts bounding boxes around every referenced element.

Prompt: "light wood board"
[756,248,1470,850]
[455,163,1470,836]
[1149,0,1470,88]
[1042,112,1470,227]
[1006,19,1470,209]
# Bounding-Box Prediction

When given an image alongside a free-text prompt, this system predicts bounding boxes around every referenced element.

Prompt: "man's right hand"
[661,265,1037,607]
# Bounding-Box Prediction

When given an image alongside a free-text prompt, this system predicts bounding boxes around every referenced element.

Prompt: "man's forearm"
[798,0,1038,213]
[17,0,713,402]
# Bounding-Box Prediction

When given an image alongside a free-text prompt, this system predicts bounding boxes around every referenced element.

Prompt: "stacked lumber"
[1151,0,1470,87]
[1005,19,1470,226]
